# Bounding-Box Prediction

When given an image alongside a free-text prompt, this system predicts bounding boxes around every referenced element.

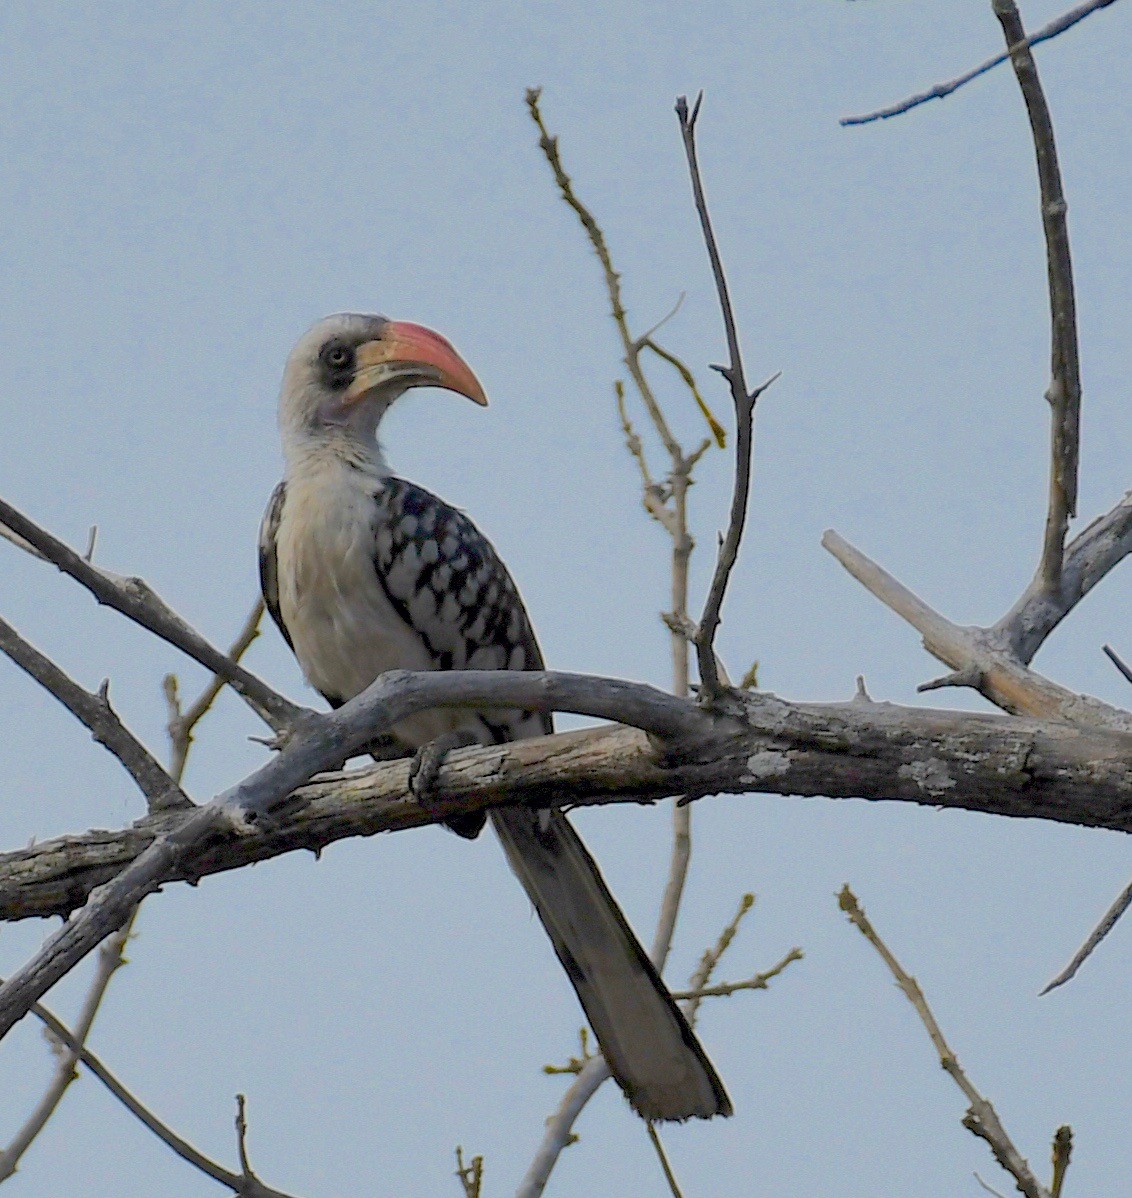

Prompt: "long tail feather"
[491,807,732,1121]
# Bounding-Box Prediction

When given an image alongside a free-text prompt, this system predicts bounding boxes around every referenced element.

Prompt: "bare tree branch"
[821,529,1132,731]
[839,886,1053,1198]
[994,491,1132,662]
[993,0,1082,594]
[645,1123,685,1198]
[0,496,303,733]
[1102,643,1132,688]
[164,598,266,782]
[834,1,1130,988]
[0,934,128,1179]
[4,676,1132,926]
[840,0,1120,127]
[11,990,301,1196]
[525,88,732,1192]
[682,892,755,1028]
[675,93,780,699]
[0,614,189,814]
[0,598,276,1184]
[672,949,804,1006]
[1041,876,1132,992]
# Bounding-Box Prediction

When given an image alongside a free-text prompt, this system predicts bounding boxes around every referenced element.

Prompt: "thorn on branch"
[748,370,782,409]
[918,665,983,693]
[234,1093,259,1186]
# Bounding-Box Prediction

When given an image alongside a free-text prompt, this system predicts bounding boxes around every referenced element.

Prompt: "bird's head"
[278,312,487,454]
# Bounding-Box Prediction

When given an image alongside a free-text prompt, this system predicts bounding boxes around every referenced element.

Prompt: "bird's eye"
[321,342,354,374]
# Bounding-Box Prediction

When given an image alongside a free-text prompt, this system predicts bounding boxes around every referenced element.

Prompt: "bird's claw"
[408,729,480,805]
[409,730,486,838]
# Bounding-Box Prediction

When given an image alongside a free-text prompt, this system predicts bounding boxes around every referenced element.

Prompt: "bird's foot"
[409,729,484,839]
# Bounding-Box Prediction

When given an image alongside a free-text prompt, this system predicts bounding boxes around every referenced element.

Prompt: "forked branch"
[675,93,779,698]
[0,496,302,732]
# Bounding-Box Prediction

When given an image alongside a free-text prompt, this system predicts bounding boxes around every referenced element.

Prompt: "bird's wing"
[258,480,294,653]
[370,476,552,739]
[372,478,729,1120]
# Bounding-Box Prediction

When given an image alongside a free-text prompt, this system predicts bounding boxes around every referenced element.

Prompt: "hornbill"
[259,313,731,1121]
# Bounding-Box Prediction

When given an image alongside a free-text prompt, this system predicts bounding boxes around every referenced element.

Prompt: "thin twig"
[166,598,266,781]
[675,93,778,698]
[993,0,1082,594]
[839,886,1049,1198]
[1050,1125,1072,1198]
[974,1173,1010,1198]
[234,1094,259,1186]
[645,1123,685,1198]
[672,948,803,1007]
[682,892,754,1027]
[1040,875,1132,992]
[0,495,301,732]
[840,0,1120,126]
[0,933,129,1179]
[455,1146,484,1198]
[526,87,682,462]
[4,983,246,1189]
[523,90,727,1194]
[0,614,189,813]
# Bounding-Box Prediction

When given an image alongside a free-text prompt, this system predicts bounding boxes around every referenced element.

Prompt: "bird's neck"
[282,426,390,486]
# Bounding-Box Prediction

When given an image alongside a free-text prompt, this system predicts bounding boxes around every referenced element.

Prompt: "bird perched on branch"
[259,312,730,1121]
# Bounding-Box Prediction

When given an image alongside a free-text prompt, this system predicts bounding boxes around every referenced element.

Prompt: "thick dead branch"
[840,887,1054,1198]
[994,0,1082,593]
[0,615,189,813]
[822,530,1132,732]
[0,667,712,1040]
[840,0,1120,127]
[4,680,1132,929]
[0,496,302,733]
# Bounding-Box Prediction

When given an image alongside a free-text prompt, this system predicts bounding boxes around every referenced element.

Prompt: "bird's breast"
[274,462,435,707]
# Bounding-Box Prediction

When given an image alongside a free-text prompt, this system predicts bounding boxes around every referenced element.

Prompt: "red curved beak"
[345,320,488,407]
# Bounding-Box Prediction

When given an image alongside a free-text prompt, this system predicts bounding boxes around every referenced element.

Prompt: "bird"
[258,312,731,1121]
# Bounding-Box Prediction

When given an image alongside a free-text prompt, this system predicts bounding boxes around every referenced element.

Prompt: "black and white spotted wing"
[258,481,292,653]
[370,477,553,741]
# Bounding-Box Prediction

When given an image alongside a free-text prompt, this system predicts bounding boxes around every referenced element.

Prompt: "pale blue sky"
[0,3,1129,1196]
